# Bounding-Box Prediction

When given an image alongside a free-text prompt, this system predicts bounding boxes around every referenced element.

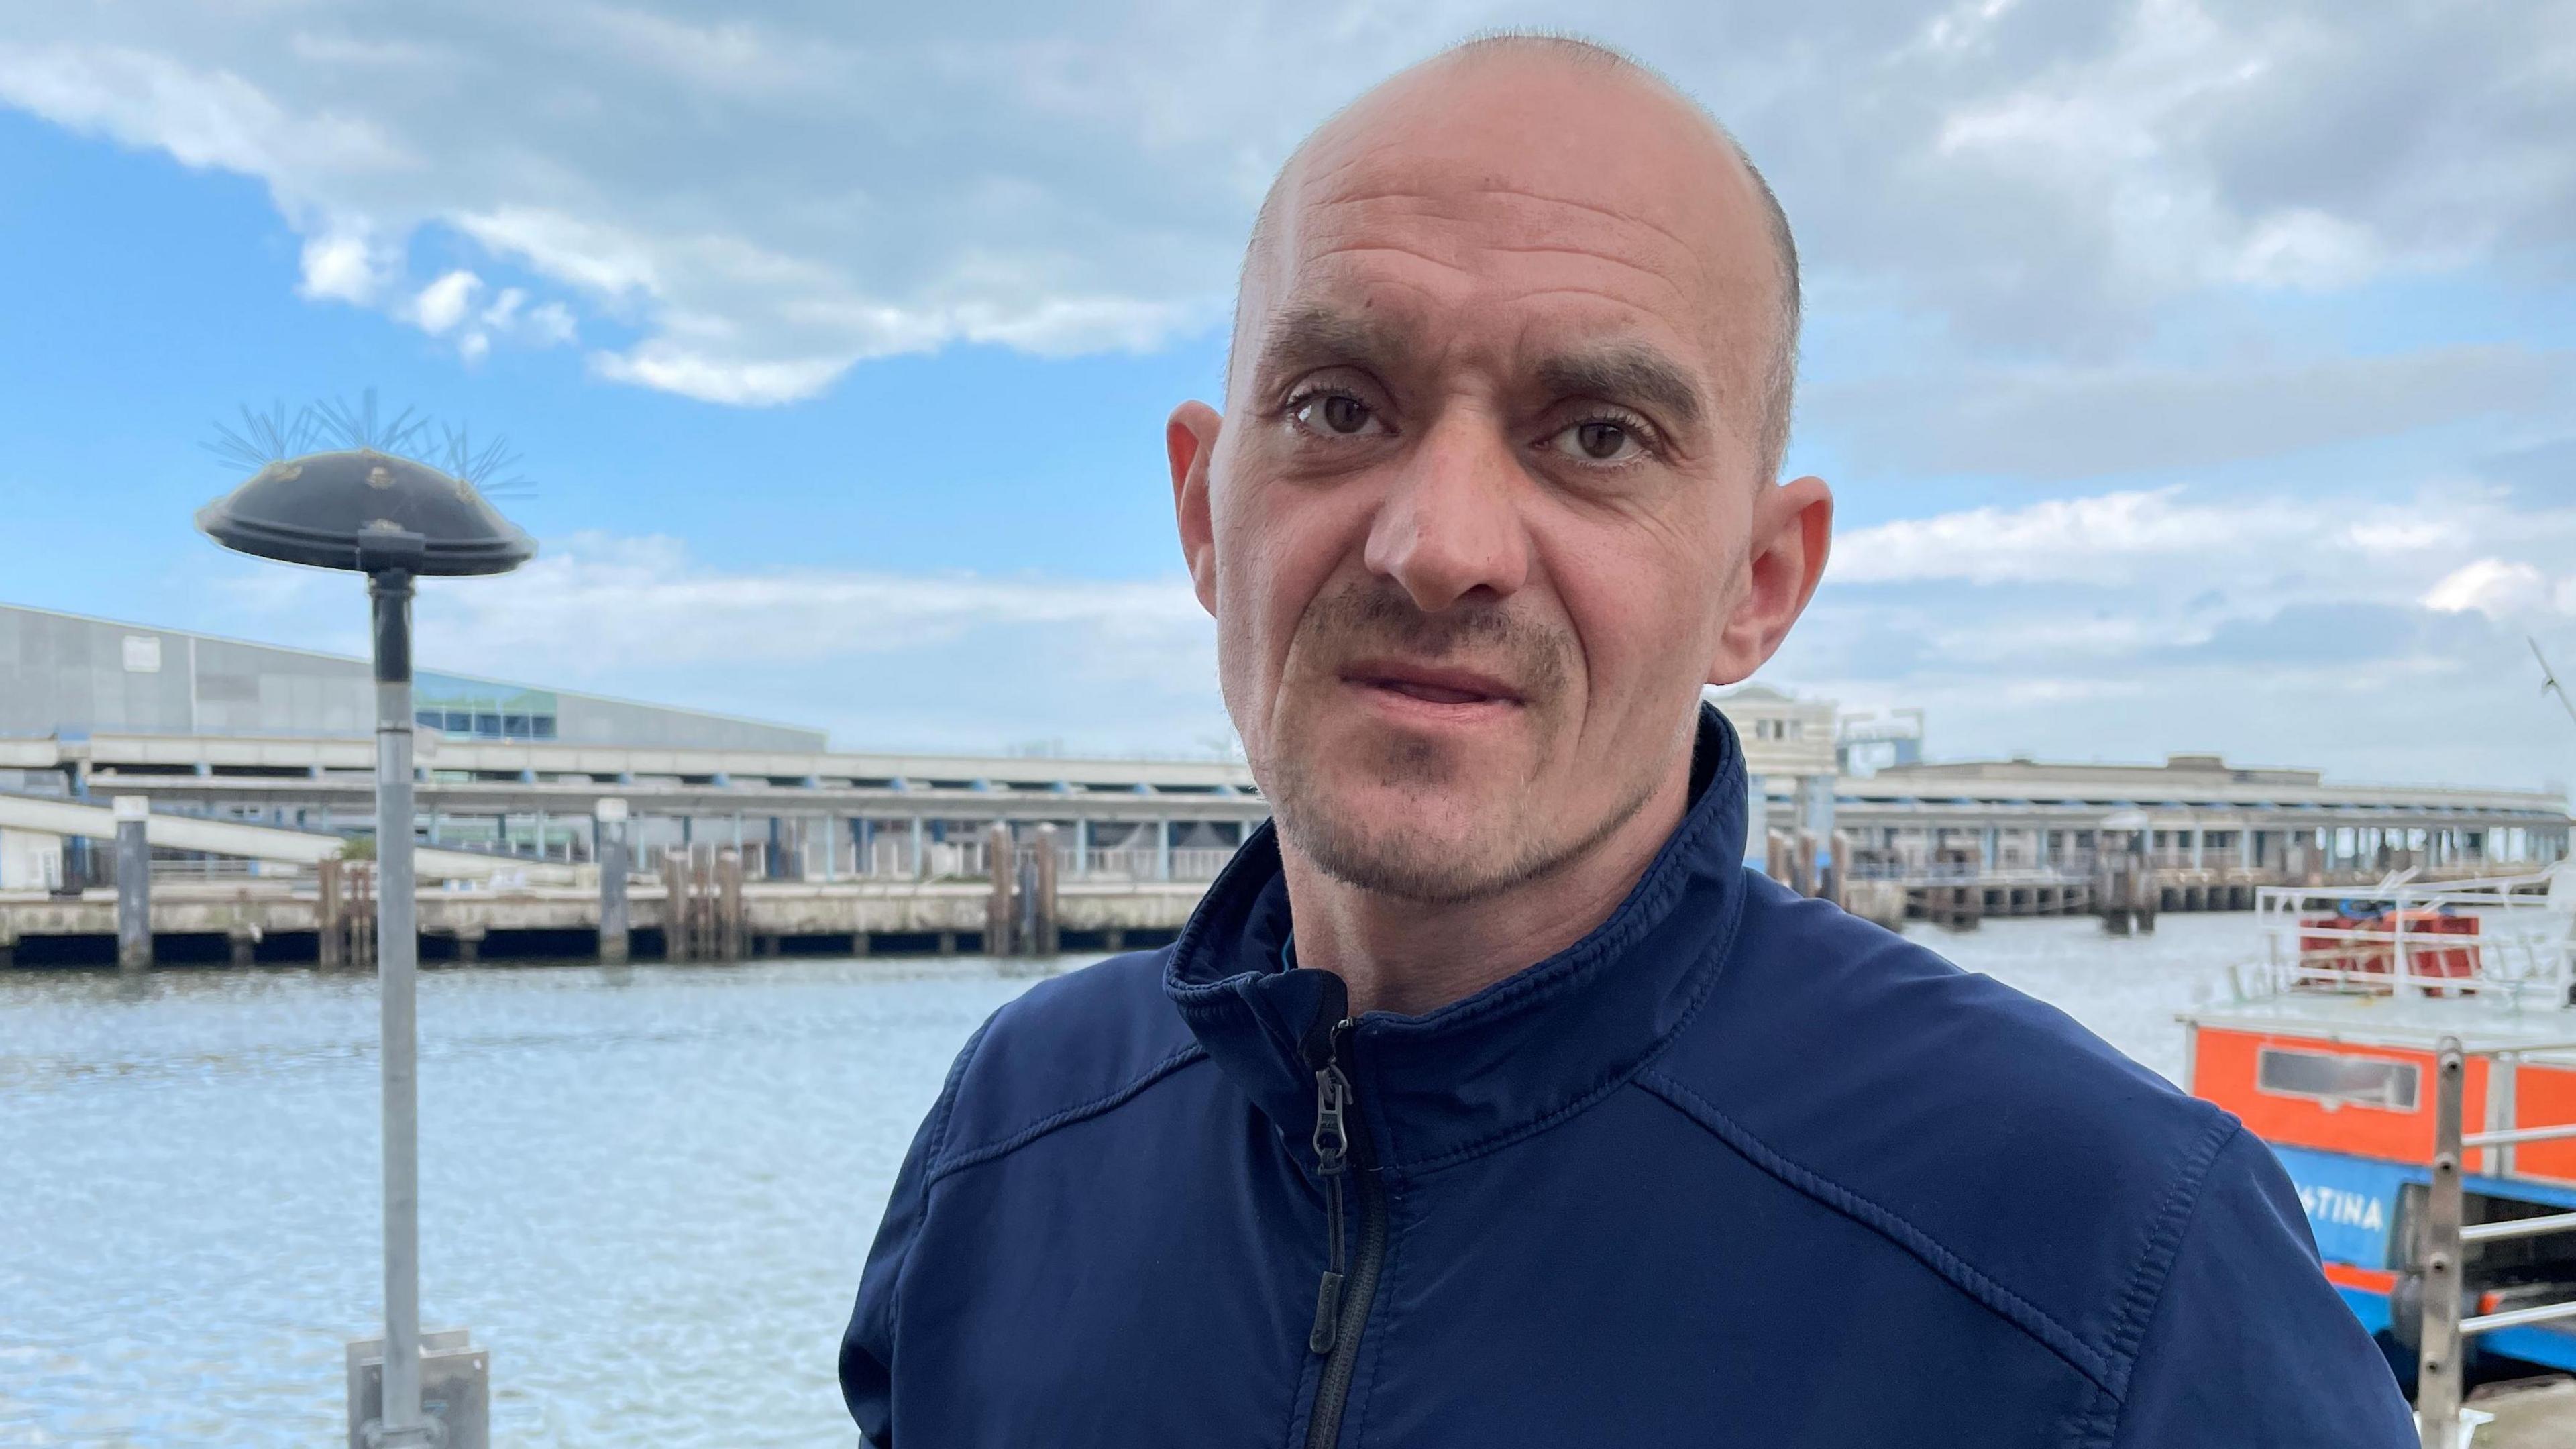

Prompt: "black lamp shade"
[196,449,535,576]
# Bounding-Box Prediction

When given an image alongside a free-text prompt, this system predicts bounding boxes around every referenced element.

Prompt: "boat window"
[2257,1046,2419,1111]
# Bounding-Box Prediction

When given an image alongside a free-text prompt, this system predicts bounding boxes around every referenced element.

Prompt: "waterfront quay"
[0,871,1211,967]
[2,603,2569,959]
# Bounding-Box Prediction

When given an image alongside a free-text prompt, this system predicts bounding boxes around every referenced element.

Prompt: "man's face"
[1175,59,1804,904]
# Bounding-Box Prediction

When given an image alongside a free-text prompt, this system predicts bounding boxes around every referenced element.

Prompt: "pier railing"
[2418,1034,2576,1448]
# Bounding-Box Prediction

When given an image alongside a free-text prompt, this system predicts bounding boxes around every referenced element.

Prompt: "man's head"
[1169,34,1833,906]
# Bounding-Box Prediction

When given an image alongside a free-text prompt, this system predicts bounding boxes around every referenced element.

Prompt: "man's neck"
[1276,763,1695,1018]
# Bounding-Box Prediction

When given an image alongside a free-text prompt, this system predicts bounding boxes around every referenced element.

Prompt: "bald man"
[841,36,2414,1448]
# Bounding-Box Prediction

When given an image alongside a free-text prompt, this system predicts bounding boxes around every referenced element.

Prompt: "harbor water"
[5,913,2259,1446]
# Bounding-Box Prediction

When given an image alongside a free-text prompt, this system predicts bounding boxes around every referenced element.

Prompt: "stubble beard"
[1249,579,1665,906]
[1269,734,1669,906]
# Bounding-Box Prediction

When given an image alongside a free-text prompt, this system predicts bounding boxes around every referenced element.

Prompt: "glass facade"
[416,672,560,742]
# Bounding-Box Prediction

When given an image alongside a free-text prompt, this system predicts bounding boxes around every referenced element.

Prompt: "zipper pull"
[1308,1043,1354,1354]
[1308,1264,1346,1356]
[1312,1061,1350,1175]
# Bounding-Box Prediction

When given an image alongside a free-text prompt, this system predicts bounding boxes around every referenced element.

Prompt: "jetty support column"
[317,857,345,969]
[1034,824,1059,956]
[661,846,692,961]
[596,800,629,965]
[986,824,1016,954]
[113,795,151,971]
[716,847,745,961]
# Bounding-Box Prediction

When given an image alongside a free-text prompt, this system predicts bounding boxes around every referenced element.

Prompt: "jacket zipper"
[1305,1018,1387,1449]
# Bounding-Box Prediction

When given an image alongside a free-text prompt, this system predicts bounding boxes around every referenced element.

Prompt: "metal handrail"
[2463,1298,2576,1336]
[2465,1122,2576,1148]
[2418,1034,2576,1447]
[2459,1211,2576,1244]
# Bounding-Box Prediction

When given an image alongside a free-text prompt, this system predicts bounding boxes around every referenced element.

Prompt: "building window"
[504,714,531,739]
[474,713,503,738]
[531,716,557,740]
[416,710,443,731]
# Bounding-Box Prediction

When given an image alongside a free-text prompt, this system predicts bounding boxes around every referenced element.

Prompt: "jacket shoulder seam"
[1636,1066,2121,1397]
[2090,1114,2245,1448]
[926,1042,1209,1187]
[924,1012,1000,1167]
[885,1009,1002,1356]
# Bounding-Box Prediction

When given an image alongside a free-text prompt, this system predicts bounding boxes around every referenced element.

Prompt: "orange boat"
[2183,867,2576,1432]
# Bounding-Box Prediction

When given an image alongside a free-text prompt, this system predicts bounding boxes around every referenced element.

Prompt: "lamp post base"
[347,1330,486,1449]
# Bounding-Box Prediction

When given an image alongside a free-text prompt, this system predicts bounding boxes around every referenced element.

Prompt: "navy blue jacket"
[842,709,2414,1446]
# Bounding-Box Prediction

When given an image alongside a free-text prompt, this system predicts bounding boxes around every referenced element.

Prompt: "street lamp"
[199,444,533,1448]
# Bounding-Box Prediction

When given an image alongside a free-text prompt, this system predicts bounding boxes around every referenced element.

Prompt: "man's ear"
[1707,475,1833,686]
[1169,401,1224,616]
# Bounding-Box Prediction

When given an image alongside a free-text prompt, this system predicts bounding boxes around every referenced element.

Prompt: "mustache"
[1300,580,1572,698]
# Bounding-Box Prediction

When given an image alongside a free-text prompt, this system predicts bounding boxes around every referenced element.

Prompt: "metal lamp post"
[198,447,533,1447]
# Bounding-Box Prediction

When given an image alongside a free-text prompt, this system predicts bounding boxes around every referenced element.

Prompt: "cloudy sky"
[1,1,2571,788]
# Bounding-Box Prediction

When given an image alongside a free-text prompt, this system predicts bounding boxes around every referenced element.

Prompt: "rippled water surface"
[2,913,2264,1446]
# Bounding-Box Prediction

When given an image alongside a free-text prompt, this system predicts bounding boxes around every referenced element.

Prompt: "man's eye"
[1291,392,1381,437]
[1546,419,1645,463]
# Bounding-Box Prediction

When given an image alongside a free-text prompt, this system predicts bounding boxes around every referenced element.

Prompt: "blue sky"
[1,3,2572,788]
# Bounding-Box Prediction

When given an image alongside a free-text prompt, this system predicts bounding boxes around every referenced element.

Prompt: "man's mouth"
[1340,659,1525,708]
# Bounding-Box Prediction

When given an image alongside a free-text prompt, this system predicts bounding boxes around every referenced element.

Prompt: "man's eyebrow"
[1534,345,1705,431]
[1246,305,1409,393]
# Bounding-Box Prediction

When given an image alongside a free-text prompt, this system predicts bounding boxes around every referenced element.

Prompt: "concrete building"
[0,602,820,751]
[1838,752,2571,884]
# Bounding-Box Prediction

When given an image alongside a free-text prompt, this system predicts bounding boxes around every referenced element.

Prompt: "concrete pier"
[596,800,629,965]
[0,872,1203,967]
[114,796,150,970]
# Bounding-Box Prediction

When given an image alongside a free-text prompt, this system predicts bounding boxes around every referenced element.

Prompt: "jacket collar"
[1165,703,1751,1178]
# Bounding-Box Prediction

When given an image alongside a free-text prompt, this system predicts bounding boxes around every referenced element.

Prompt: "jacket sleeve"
[839,1016,994,1447]
[2112,1125,2416,1447]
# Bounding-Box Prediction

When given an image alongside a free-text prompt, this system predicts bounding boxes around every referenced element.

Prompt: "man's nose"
[1360,411,1533,613]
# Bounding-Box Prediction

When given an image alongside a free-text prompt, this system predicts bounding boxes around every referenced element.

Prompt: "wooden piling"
[113,800,151,971]
[662,845,693,961]
[693,845,717,959]
[350,863,376,969]
[1929,846,1981,930]
[716,847,745,961]
[317,857,345,969]
[985,824,1016,956]
[596,804,630,965]
[1032,824,1060,956]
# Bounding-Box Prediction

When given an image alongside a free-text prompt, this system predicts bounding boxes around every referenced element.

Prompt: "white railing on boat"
[2242,865,2576,1006]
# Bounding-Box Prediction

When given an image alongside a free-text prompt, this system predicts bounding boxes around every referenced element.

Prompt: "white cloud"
[1,1,2565,408]
[1811,345,2573,481]
[413,533,1210,669]
[1774,482,2576,786]
[1833,488,2304,586]
[197,533,1226,753]
[296,228,387,303]
[2424,559,2576,620]
[585,345,855,407]
[524,301,576,345]
[1835,482,2576,602]
[2228,208,2387,290]
[409,268,480,335]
